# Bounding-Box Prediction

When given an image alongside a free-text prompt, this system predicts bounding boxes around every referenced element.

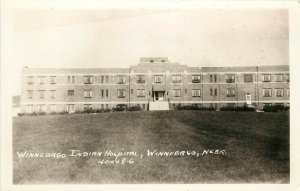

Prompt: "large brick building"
[20,57,289,113]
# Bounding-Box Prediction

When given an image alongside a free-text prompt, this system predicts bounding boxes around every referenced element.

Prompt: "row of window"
[27,74,290,85]
[27,88,290,99]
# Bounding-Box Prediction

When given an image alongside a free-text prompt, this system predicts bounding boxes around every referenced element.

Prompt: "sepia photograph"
[1,1,300,191]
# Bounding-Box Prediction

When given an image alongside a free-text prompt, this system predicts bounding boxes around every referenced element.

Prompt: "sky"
[9,9,289,95]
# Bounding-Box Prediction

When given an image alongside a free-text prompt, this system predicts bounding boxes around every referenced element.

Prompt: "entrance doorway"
[153,91,165,102]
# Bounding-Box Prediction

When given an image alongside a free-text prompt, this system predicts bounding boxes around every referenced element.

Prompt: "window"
[66,104,75,113]
[117,75,126,84]
[84,76,93,84]
[287,88,290,97]
[192,75,201,83]
[275,74,283,82]
[131,89,133,94]
[286,74,290,82]
[50,90,56,99]
[137,75,145,84]
[84,104,92,110]
[68,90,74,96]
[106,104,108,109]
[275,89,284,97]
[172,75,181,83]
[209,74,217,83]
[154,75,163,83]
[244,74,253,83]
[101,90,104,98]
[192,89,201,97]
[68,76,75,84]
[50,104,56,112]
[84,90,93,98]
[263,88,272,97]
[27,76,34,85]
[27,90,33,99]
[106,89,109,97]
[137,89,146,97]
[210,88,218,96]
[173,89,181,97]
[262,74,271,82]
[214,88,218,96]
[37,104,46,112]
[117,89,126,98]
[50,76,56,84]
[26,105,34,113]
[106,76,109,84]
[226,88,235,97]
[101,76,104,84]
[38,90,45,99]
[38,76,45,84]
[226,74,235,83]
[101,104,104,109]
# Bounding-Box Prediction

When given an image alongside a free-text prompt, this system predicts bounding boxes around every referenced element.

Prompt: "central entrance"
[153,91,165,102]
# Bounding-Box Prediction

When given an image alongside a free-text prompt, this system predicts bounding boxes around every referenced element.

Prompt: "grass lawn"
[13,111,289,184]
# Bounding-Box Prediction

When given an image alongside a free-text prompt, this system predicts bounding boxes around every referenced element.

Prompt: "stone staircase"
[149,101,169,111]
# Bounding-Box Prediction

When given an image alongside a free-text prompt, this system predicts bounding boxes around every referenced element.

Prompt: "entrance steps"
[149,101,169,111]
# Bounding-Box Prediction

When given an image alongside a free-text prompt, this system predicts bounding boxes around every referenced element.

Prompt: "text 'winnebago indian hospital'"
[21,57,289,112]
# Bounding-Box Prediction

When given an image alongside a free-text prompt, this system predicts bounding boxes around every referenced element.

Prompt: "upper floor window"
[154,75,163,83]
[106,76,109,84]
[137,75,145,84]
[27,90,33,99]
[68,76,75,84]
[27,76,34,85]
[50,76,56,84]
[275,74,283,82]
[287,88,290,97]
[226,88,235,97]
[84,76,93,84]
[262,74,271,82]
[38,90,45,99]
[209,74,217,83]
[67,90,75,96]
[117,76,126,84]
[286,74,290,82]
[244,74,253,83]
[38,76,45,84]
[226,74,235,83]
[50,90,56,99]
[192,89,201,97]
[263,88,272,97]
[173,89,181,97]
[275,89,284,97]
[84,90,93,98]
[117,89,126,98]
[210,88,218,96]
[137,89,146,97]
[192,75,201,83]
[172,75,181,83]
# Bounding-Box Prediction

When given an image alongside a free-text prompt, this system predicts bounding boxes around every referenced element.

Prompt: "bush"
[263,105,289,112]
[112,104,128,112]
[128,105,142,111]
[176,105,216,111]
[220,106,256,112]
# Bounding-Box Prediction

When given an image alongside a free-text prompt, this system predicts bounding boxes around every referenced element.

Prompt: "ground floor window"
[226,103,235,108]
[50,104,56,112]
[37,104,46,112]
[84,104,92,110]
[263,103,272,108]
[26,105,34,113]
[66,104,75,112]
